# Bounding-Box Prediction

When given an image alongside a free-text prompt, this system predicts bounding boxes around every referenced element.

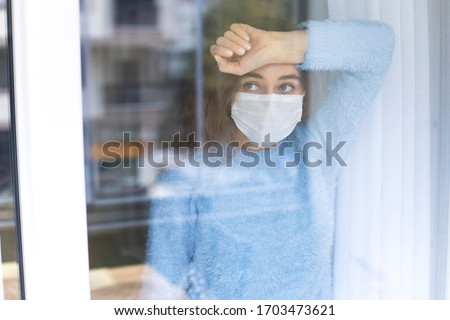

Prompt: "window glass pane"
[81,0,323,299]
[0,2,20,300]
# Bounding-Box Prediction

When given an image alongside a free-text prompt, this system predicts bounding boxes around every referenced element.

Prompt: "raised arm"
[210,23,309,76]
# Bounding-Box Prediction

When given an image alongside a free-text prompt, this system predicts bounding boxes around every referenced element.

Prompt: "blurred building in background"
[81,0,199,204]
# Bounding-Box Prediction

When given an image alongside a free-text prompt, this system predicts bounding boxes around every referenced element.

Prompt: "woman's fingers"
[210,23,272,75]
[224,30,251,51]
[210,25,252,59]
[229,23,251,42]
[210,44,233,58]
[215,36,247,56]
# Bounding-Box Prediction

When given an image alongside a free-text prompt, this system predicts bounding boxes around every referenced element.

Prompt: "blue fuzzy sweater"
[143,20,395,300]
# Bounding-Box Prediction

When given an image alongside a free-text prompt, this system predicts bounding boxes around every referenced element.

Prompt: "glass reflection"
[81,0,306,299]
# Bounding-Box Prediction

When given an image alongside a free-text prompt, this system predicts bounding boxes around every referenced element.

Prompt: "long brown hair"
[203,73,240,143]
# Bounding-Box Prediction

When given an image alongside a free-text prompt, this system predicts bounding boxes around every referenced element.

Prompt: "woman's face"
[232,63,305,149]
[237,63,305,95]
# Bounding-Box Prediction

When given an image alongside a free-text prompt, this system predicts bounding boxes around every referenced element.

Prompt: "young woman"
[142,20,395,299]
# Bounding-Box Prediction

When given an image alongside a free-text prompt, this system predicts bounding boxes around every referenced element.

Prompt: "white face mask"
[231,92,304,147]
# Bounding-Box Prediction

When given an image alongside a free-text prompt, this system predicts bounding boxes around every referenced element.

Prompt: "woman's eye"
[243,82,260,91]
[278,83,295,93]
[278,84,295,93]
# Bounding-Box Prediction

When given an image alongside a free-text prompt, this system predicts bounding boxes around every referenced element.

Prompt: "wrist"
[269,30,308,64]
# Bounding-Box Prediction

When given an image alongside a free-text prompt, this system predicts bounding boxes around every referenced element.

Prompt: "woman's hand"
[210,23,308,76]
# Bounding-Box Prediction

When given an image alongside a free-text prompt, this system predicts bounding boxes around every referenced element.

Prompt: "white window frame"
[11,0,90,299]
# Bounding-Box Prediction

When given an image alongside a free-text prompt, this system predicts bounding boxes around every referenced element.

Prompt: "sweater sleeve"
[144,169,196,298]
[297,20,395,143]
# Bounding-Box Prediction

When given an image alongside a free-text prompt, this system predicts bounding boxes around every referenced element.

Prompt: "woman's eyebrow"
[241,72,263,79]
[278,74,302,81]
[241,73,301,81]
